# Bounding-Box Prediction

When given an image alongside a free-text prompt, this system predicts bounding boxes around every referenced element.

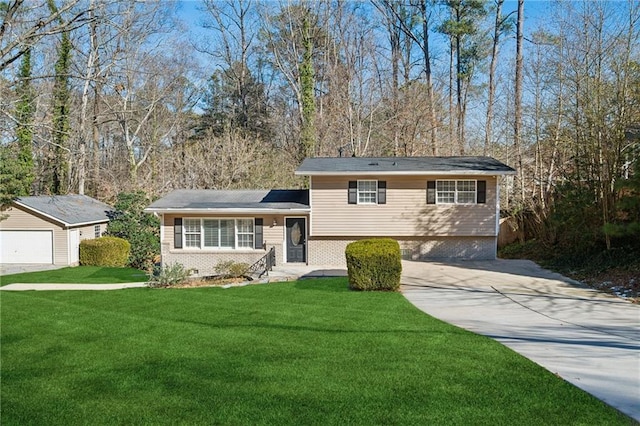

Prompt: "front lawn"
[0,278,629,425]
[0,266,147,286]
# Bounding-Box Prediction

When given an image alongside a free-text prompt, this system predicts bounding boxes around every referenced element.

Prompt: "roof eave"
[144,207,311,214]
[66,218,111,228]
[295,170,517,176]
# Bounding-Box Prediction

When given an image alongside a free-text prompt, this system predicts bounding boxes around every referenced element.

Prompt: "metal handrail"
[247,247,276,278]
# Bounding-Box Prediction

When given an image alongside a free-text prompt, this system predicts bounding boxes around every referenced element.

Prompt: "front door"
[286,218,306,263]
[69,229,80,264]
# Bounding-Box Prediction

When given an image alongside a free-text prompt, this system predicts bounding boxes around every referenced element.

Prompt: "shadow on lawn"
[292,277,350,292]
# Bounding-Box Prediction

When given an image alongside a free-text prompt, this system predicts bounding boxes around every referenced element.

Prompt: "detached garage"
[0,195,113,266]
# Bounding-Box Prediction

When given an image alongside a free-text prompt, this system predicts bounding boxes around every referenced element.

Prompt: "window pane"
[437,181,455,192]
[237,219,253,233]
[203,220,219,247]
[185,234,201,248]
[437,192,455,203]
[457,192,476,203]
[457,181,476,191]
[237,234,253,248]
[220,219,235,248]
[184,219,200,232]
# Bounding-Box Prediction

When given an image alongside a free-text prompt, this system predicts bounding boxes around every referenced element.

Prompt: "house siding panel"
[310,175,497,238]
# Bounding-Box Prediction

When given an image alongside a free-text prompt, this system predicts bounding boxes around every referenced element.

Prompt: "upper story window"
[436,180,477,204]
[427,180,486,204]
[348,180,386,205]
[357,180,378,204]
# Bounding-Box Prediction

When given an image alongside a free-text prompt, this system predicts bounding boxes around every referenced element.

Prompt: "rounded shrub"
[80,236,131,267]
[345,238,402,291]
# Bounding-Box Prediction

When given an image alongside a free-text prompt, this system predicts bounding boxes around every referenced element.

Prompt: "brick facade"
[162,243,284,277]
[308,236,497,266]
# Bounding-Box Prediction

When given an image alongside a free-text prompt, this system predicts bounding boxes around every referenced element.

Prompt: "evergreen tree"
[1,47,35,211]
[299,13,316,160]
[49,0,72,194]
[15,48,35,195]
[199,62,271,139]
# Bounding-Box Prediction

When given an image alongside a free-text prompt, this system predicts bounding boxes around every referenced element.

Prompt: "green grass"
[1,278,631,425]
[0,266,147,286]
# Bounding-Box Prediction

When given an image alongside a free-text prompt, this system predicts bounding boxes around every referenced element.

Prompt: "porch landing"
[267,264,347,282]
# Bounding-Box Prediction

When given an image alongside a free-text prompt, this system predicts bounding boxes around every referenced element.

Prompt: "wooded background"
[1,0,639,260]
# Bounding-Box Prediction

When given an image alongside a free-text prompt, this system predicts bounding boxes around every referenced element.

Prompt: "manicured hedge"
[345,238,402,291]
[80,236,131,267]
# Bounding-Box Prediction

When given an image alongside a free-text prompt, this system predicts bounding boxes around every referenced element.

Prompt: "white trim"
[309,178,313,237]
[283,216,308,264]
[295,170,516,176]
[495,176,501,236]
[144,208,310,215]
[160,213,164,242]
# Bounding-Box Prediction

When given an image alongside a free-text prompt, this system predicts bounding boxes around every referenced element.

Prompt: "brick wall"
[161,243,283,277]
[308,236,497,266]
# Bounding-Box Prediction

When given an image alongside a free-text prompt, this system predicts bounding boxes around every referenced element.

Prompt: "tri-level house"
[144,156,515,275]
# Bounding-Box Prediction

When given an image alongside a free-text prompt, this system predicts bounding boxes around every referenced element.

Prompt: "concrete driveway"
[0,264,64,276]
[401,259,640,421]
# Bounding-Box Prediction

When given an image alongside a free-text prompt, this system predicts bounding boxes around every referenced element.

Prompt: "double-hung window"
[94,224,101,238]
[184,219,202,248]
[236,219,254,248]
[435,180,477,204]
[182,218,254,249]
[357,180,377,204]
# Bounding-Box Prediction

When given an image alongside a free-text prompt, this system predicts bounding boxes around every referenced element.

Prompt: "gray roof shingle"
[15,195,113,226]
[145,189,309,211]
[295,156,516,175]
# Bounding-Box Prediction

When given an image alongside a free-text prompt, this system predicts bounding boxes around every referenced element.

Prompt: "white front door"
[69,229,80,264]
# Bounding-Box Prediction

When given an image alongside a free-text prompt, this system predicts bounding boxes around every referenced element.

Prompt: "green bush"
[147,262,190,288]
[80,236,130,267]
[105,191,160,271]
[214,261,250,278]
[345,238,402,291]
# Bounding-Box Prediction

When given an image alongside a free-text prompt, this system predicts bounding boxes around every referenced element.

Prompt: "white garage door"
[0,230,53,264]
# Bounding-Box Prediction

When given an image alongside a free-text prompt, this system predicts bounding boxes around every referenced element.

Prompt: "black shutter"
[174,218,183,249]
[378,181,386,204]
[477,180,486,204]
[348,181,357,204]
[427,181,436,204]
[254,218,263,249]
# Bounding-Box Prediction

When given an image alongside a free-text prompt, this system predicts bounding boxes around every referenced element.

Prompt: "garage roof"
[295,156,516,176]
[14,195,113,227]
